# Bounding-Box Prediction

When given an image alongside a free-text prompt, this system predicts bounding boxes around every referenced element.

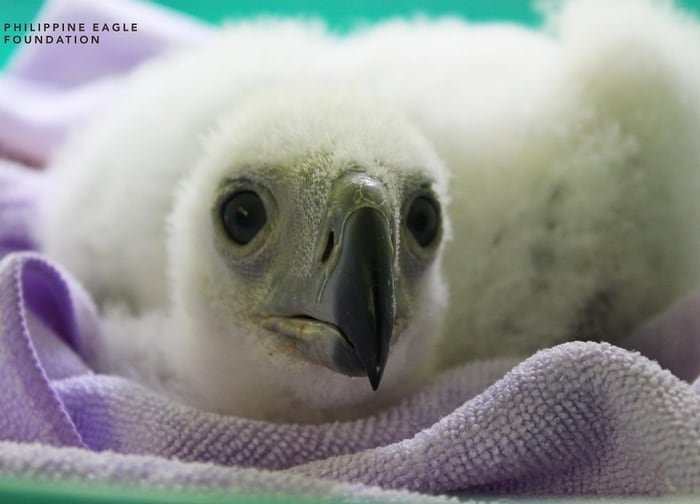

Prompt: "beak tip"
[368,364,384,391]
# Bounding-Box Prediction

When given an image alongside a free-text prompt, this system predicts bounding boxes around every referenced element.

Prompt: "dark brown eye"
[406,196,440,247]
[221,191,267,245]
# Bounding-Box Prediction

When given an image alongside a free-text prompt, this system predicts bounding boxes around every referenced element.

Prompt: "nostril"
[321,229,335,263]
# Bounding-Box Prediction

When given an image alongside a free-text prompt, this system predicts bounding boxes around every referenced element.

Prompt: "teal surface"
[0,476,698,504]
[0,0,543,68]
[148,0,544,27]
[3,0,700,68]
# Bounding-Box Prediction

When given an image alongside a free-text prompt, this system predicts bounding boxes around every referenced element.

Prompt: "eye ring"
[221,190,267,245]
[405,195,441,249]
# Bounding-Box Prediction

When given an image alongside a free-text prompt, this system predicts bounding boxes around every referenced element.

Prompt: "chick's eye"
[221,190,267,245]
[406,196,440,248]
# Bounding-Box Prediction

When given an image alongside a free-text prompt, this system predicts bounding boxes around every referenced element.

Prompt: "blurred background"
[3,0,698,68]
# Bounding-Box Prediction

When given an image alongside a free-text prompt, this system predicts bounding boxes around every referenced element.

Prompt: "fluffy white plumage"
[38,0,700,422]
[337,0,700,366]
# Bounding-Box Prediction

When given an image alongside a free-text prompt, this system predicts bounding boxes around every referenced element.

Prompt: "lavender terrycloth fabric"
[2,0,700,500]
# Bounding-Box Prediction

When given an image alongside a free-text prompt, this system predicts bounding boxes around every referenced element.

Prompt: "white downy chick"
[37,26,449,423]
[38,0,700,421]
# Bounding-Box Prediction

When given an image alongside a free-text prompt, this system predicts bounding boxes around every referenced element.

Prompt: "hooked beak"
[324,205,394,389]
[263,172,396,390]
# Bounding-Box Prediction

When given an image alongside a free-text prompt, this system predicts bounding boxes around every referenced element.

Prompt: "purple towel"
[1,0,700,499]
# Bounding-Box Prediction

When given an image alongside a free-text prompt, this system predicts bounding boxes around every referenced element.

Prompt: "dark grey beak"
[327,206,394,389]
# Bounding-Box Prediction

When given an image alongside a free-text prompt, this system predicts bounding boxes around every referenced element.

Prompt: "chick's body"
[38,0,700,421]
